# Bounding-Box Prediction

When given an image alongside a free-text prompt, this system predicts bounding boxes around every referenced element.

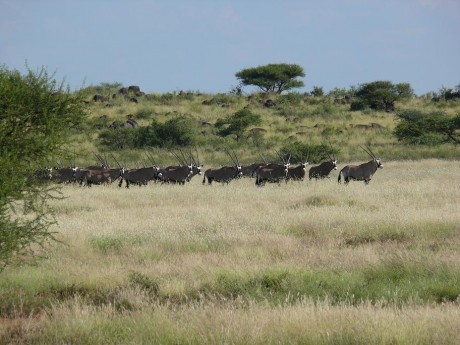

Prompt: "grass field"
[1,159,459,344]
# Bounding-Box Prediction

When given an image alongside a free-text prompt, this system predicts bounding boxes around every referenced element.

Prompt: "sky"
[1,0,459,96]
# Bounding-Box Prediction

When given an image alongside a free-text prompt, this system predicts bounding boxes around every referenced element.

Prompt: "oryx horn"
[360,145,375,159]
[110,153,123,169]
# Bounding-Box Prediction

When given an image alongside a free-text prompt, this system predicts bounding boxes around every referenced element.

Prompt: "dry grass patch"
[1,159,459,344]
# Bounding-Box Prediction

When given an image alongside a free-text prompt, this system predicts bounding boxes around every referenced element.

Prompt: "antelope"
[338,145,383,185]
[241,153,271,178]
[33,167,54,182]
[309,147,337,179]
[240,162,265,178]
[159,150,195,184]
[118,152,161,188]
[255,153,291,186]
[51,167,78,184]
[160,164,193,184]
[202,150,242,185]
[76,153,124,186]
[187,148,202,181]
[287,158,309,181]
[118,167,160,188]
[75,168,118,187]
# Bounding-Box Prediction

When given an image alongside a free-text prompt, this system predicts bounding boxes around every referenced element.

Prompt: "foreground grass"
[1,159,459,344]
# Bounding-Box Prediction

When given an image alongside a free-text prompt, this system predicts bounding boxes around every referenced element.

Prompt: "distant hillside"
[69,85,460,167]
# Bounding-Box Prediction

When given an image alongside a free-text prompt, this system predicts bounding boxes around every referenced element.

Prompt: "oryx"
[287,160,309,181]
[240,162,265,178]
[119,167,160,188]
[187,148,202,181]
[51,167,78,184]
[75,168,117,187]
[309,146,337,179]
[159,150,195,184]
[338,145,383,185]
[160,164,194,184]
[33,167,54,182]
[76,153,124,186]
[241,154,270,178]
[118,152,161,188]
[255,152,291,186]
[202,149,243,185]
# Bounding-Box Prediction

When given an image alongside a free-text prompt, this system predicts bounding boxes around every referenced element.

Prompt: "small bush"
[277,92,303,106]
[207,93,236,106]
[280,142,337,164]
[128,271,160,296]
[215,108,261,140]
[134,108,156,119]
[98,128,137,149]
[90,235,123,253]
[350,100,368,111]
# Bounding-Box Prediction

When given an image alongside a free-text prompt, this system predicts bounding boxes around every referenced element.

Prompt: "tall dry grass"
[1,159,459,344]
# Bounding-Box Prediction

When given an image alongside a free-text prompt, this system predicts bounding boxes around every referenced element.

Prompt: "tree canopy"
[351,81,414,112]
[0,65,86,270]
[235,63,305,94]
[394,110,460,145]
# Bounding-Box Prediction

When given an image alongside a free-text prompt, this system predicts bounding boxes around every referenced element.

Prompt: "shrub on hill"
[394,110,460,145]
[280,142,337,164]
[98,116,199,149]
[351,81,414,112]
[215,108,262,142]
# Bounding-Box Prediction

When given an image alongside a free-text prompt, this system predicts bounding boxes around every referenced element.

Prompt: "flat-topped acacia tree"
[235,63,305,94]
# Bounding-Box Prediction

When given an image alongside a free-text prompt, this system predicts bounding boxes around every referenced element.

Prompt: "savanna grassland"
[72,89,460,165]
[1,159,459,344]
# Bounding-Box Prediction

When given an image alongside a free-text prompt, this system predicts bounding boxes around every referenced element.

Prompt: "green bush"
[207,93,236,106]
[280,142,337,164]
[0,65,86,269]
[90,235,123,253]
[98,127,137,149]
[394,110,460,145]
[311,86,324,97]
[352,80,414,112]
[98,116,199,149]
[134,108,156,120]
[277,92,304,106]
[78,82,123,99]
[215,108,262,141]
[145,92,176,105]
[128,271,160,296]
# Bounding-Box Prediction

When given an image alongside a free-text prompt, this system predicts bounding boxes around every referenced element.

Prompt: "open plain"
[1,159,459,344]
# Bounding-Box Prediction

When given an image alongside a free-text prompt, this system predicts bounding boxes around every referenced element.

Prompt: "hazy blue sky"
[1,0,459,95]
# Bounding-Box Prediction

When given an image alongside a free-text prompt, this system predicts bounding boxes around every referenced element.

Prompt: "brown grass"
[1,159,459,344]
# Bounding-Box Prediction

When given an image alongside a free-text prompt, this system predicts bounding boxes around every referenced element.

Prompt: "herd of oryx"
[37,146,383,188]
